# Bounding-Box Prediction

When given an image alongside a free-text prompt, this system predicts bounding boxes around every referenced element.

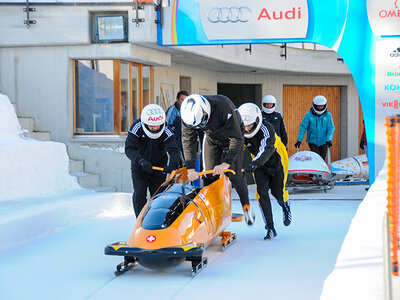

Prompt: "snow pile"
[0,93,81,200]
[0,93,23,142]
[320,163,388,300]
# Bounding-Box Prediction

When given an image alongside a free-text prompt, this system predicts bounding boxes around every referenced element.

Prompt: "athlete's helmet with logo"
[238,103,262,138]
[181,94,211,129]
[140,104,166,139]
[261,95,276,114]
[312,95,327,115]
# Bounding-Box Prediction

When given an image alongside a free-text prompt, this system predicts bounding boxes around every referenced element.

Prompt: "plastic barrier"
[385,116,400,276]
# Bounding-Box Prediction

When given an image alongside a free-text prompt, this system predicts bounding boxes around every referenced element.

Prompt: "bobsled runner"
[105,167,242,276]
[286,149,335,192]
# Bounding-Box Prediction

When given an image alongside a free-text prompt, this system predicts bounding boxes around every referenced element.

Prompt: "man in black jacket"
[180,94,255,225]
[125,104,180,217]
[261,94,288,147]
[238,103,292,240]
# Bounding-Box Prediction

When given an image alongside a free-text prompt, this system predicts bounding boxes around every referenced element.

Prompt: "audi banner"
[199,0,308,40]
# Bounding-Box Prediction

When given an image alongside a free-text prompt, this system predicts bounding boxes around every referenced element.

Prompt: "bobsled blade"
[219,231,237,251]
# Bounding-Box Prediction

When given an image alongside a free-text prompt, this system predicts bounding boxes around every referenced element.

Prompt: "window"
[97,15,126,42]
[91,12,128,43]
[74,59,153,135]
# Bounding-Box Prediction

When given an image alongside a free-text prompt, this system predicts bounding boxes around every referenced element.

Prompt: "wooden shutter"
[283,86,341,162]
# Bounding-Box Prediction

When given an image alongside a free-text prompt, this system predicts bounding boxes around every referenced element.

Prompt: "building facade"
[0,2,360,191]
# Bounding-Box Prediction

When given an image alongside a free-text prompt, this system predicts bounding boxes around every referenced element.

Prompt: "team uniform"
[262,111,288,146]
[239,102,291,240]
[125,112,180,217]
[245,122,291,236]
[181,94,254,224]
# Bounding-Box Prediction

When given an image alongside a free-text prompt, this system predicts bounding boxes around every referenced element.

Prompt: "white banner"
[375,39,400,173]
[199,0,308,40]
[367,0,400,36]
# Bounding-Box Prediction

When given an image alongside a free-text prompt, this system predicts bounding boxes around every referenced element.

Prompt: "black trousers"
[308,143,328,160]
[253,164,285,229]
[131,166,165,217]
[202,137,249,207]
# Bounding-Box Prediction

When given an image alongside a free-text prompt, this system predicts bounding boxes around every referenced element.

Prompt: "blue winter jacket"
[166,102,182,149]
[297,108,335,146]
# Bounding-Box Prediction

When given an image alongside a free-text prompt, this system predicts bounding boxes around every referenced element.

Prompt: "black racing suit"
[245,121,286,229]
[181,95,250,207]
[125,119,180,217]
[262,111,288,147]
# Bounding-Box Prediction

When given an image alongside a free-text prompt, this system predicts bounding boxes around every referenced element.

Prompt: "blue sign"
[158,0,400,183]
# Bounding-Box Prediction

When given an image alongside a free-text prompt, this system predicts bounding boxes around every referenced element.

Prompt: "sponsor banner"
[375,39,400,173]
[367,0,400,36]
[0,0,154,3]
[199,0,308,40]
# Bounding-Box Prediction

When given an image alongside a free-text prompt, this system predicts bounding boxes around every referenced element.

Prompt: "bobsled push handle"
[197,169,236,176]
[152,166,177,180]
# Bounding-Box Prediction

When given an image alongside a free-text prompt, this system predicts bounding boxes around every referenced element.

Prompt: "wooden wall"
[283,86,341,162]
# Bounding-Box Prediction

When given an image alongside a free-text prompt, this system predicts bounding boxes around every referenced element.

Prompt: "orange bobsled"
[104,168,241,276]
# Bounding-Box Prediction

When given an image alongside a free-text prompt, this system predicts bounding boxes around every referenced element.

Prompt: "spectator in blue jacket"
[166,90,189,151]
[294,95,335,160]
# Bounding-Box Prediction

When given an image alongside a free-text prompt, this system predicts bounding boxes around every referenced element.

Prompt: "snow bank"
[0,191,132,252]
[0,93,81,200]
[320,163,387,300]
[0,93,23,141]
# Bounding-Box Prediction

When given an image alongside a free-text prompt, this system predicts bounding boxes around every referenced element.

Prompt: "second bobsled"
[105,167,241,276]
[286,150,334,192]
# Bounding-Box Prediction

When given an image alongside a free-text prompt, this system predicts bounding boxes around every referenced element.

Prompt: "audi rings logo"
[146,108,163,115]
[207,7,252,23]
[242,114,251,122]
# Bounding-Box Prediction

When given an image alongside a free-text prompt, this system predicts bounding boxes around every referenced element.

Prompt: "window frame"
[73,59,154,136]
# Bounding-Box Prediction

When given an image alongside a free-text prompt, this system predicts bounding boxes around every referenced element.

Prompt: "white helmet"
[181,94,211,129]
[140,104,165,139]
[261,95,276,114]
[312,95,327,115]
[238,103,262,138]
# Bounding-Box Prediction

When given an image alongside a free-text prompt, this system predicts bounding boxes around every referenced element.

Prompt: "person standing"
[295,95,335,160]
[165,90,189,151]
[261,94,288,147]
[360,121,367,156]
[238,103,291,240]
[125,104,180,217]
[180,94,255,225]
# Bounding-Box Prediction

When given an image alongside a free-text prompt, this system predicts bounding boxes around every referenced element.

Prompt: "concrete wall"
[0,4,156,47]
[0,3,361,192]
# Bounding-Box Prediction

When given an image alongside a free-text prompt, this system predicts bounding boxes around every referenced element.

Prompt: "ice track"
[0,199,360,300]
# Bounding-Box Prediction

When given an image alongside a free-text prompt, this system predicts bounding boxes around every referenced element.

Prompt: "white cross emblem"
[146,235,156,243]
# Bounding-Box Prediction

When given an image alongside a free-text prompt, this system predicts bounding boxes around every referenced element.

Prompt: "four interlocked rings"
[242,114,251,122]
[146,108,163,115]
[207,6,252,23]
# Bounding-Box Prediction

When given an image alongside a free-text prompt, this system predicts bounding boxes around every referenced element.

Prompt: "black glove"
[138,158,153,173]
[359,141,364,150]
[163,165,175,174]
[326,141,332,147]
[245,162,259,173]
[294,141,301,148]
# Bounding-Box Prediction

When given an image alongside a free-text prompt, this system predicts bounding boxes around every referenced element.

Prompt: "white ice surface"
[0,198,360,300]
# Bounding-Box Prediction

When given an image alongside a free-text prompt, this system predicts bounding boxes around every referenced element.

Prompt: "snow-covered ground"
[0,93,399,299]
